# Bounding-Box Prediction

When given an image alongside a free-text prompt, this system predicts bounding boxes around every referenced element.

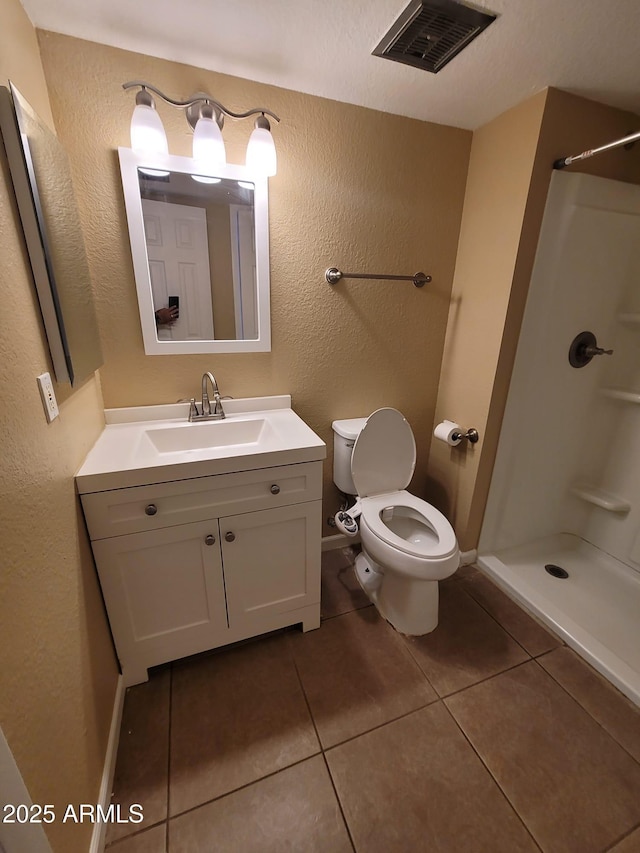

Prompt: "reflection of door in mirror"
[139,171,258,342]
[230,206,257,339]
[142,200,214,341]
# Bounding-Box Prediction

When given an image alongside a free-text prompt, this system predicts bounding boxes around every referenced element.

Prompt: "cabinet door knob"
[204,534,216,546]
[225,531,236,542]
[270,484,280,495]
[145,504,158,516]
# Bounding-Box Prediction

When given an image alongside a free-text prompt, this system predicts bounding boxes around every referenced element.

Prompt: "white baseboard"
[322,532,360,551]
[460,549,478,566]
[90,675,125,853]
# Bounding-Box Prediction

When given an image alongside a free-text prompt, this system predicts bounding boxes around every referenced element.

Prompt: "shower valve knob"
[569,331,614,368]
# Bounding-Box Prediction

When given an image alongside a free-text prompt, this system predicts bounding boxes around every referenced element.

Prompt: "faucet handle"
[212,392,225,418]
[188,398,199,421]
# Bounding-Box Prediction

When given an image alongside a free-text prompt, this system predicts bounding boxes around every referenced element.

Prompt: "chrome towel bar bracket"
[325,268,432,288]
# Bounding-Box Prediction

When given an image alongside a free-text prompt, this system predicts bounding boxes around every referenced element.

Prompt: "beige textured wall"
[0,2,118,851]
[426,91,547,550]
[37,32,472,528]
[428,87,640,551]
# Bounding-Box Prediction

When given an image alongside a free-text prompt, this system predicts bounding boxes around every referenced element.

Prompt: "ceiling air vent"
[372,0,496,74]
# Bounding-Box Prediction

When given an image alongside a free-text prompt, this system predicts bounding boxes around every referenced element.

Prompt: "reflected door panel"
[230,205,258,339]
[142,199,214,341]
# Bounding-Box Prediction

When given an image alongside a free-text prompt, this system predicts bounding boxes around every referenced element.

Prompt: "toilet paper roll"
[434,420,462,446]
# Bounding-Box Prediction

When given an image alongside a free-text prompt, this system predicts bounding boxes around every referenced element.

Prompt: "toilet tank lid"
[332,417,369,440]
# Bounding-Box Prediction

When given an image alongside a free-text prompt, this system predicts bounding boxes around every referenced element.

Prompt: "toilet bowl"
[332,408,459,635]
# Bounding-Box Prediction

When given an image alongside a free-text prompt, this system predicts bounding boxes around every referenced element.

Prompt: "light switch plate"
[37,372,59,422]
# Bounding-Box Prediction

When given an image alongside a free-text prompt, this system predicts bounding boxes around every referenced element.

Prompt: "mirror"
[0,83,103,384]
[118,148,271,354]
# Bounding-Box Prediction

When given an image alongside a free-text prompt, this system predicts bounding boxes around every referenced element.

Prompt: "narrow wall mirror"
[0,83,103,384]
[118,148,271,354]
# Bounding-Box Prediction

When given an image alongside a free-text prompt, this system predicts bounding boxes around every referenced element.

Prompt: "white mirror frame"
[118,147,271,353]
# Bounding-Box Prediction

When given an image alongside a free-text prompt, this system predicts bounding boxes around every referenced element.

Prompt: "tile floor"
[105,548,640,853]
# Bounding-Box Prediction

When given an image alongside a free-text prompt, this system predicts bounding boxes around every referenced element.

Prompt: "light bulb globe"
[246,126,277,177]
[130,103,168,155]
[192,116,226,174]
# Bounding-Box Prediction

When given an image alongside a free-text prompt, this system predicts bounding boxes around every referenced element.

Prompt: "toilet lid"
[351,408,416,497]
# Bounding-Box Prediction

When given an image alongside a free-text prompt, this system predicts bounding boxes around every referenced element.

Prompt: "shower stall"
[478,170,640,706]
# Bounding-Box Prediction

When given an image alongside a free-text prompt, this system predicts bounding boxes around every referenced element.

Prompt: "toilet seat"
[351,408,416,497]
[351,408,457,561]
[361,492,458,560]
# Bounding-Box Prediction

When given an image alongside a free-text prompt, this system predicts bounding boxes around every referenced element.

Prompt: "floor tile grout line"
[320,752,357,852]
[289,626,429,851]
[320,696,442,753]
[398,634,534,703]
[320,602,374,622]
[162,751,324,824]
[163,640,327,826]
[440,700,545,852]
[452,578,539,660]
[287,634,323,753]
[104,818,167,848]
[604,818,640,851]
[530,656,640,769]
[460,570,640,759]
[455,569,567,657]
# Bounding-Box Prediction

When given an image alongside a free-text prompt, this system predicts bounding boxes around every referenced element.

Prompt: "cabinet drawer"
[81,462,322,540]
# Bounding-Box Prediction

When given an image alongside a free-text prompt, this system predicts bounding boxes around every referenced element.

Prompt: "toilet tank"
[332,417,368,495]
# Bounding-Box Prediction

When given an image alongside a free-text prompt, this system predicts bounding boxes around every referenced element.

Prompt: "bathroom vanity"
[76,397,325,685]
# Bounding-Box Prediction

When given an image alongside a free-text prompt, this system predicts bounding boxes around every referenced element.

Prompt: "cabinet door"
[220,502,321,634]
[92,520,227,682]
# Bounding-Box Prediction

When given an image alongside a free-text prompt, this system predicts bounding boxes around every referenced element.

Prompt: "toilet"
[332,408,459,635]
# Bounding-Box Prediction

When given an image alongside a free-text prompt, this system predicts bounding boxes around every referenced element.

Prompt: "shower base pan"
[478,533,640,707]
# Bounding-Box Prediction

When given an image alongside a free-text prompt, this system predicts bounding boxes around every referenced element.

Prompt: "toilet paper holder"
[452,427,479,444]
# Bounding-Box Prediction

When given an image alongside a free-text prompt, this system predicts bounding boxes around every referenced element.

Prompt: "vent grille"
[373,0,496,74]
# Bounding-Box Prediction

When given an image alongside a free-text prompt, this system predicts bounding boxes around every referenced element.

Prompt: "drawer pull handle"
[204,534,216,546]
[225,532,236,543]
[145,504,158,516]
[270,484,280,495]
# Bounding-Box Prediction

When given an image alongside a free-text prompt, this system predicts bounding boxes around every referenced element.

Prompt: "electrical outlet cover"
[37,372,59,422]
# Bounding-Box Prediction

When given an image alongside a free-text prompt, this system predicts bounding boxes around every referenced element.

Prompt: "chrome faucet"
[188,372,226,421]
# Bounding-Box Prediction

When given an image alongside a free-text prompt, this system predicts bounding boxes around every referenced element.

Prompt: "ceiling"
[21,0,640,130]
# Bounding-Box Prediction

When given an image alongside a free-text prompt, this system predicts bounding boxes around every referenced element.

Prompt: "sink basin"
[75,396,327,493]
[144,418,266,454]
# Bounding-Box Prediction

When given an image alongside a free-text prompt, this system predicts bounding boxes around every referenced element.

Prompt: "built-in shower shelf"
[570,484,631,513]
[617,313,640,326]
[600,388,640,404]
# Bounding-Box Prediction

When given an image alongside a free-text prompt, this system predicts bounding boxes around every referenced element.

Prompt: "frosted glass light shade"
[246,126,277,177]
[130,104,168,155]
[192,116,226,172]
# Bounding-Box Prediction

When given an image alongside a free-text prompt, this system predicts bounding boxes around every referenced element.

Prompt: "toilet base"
[354,550,440,636]
[354,551,383,595]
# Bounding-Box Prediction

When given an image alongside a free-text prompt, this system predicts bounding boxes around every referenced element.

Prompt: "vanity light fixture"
[123,81,280,177]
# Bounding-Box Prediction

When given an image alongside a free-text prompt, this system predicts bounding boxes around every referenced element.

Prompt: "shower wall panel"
[480,172,640,571]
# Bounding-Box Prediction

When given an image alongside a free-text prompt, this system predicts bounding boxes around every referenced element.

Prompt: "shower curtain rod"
[553,129,640,169]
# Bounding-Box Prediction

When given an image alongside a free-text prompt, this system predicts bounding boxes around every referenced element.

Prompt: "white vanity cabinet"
[81,461,322,685]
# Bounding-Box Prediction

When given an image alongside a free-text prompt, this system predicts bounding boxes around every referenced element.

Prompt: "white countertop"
[75,396,326,494]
